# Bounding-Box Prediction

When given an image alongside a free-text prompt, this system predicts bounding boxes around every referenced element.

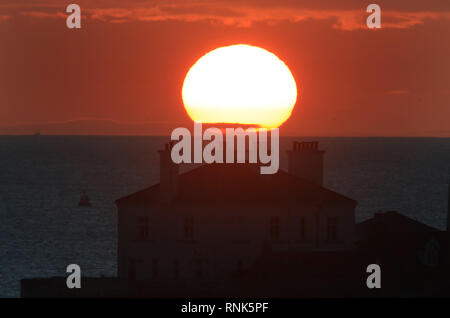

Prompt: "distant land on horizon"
[0,118,449,137]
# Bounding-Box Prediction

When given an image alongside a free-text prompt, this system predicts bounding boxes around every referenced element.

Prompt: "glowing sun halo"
[182,44,298,128]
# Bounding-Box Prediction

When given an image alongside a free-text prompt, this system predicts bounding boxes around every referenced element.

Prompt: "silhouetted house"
[356,211,447,267]
[353,211,450,296]
[115,141,357,282]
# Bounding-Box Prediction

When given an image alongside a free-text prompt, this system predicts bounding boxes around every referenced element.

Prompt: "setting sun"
[182,44,298,128]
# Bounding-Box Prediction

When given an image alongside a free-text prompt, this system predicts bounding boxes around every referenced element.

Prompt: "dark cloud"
[1,0,449,29]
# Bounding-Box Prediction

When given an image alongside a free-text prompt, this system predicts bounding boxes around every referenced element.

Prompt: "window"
[195,259,205,278]
[128,259,136,280]
[327,217,338,242]
[174,260,180,280]
[270,216,280,240]
[184,216,194,240]
[423,239,440,267]
[138,216,149,240]
[152,259,159,278]
[299,216,307,241]
[237,260,243,272]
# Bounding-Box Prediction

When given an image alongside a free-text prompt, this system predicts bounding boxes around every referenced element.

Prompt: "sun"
[182,44,298,128]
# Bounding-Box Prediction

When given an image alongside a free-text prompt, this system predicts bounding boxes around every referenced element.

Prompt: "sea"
[0,136,449,297]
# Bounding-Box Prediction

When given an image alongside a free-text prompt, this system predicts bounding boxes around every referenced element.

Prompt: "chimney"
[287,141,325,186]
[159,142,179,202]
[447,177,450,232]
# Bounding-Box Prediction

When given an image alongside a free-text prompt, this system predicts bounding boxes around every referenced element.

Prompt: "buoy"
[78,191,91,207]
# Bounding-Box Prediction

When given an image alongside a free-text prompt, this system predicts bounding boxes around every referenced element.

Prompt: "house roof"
[356,211,438,235]
[355,211,449,268]
[115,163,357,207]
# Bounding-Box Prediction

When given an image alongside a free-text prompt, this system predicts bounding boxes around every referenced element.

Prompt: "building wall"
[116,201,355,281]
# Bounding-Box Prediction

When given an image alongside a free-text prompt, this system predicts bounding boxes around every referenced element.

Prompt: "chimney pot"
[287,141,325,186]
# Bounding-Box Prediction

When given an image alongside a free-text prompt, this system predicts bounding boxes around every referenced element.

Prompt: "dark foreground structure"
[21,212,450,297]
[21,141,450,297]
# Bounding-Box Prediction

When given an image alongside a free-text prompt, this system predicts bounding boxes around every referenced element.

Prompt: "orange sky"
[0,0,449,136]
